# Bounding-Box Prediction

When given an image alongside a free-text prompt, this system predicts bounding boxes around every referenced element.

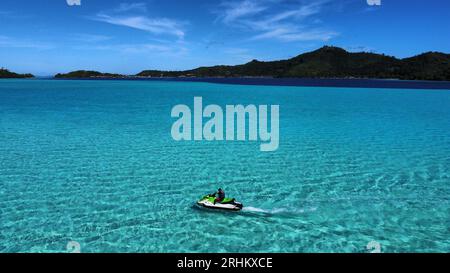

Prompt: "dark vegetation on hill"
[136,46,450,81]
[54,70,123,78]
[0,68,34,78]
[55,46,450,81]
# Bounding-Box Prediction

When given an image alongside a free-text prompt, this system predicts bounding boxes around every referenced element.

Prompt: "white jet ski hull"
[196,199,243,211]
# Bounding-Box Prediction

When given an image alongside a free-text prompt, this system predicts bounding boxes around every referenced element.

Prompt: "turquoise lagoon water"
[0,79,449,253]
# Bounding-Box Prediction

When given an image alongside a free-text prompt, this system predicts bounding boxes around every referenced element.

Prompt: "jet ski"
[196,194,243,211]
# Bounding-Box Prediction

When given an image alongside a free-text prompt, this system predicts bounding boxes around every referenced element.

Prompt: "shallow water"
[0,79,449,252]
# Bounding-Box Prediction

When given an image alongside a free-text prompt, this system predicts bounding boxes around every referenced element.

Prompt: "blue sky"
[0,0,449,75]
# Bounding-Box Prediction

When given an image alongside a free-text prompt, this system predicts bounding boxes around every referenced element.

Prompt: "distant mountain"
[400,52,450,81]
[136,46,450,81]
[0,68,34,78]
[54,70,124,78]
[54,46,450,81]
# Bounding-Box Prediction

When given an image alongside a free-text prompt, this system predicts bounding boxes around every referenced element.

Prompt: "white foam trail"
[243,206,317,214]
[243,206,270,213]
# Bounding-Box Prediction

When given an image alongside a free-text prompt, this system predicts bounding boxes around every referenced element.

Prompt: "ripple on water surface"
[0,80,449,252]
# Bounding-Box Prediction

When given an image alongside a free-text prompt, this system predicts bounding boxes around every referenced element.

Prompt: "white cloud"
[267,3,322,23]
[71,33,112,43]
[345,45,375,53]
[71,38,188,57]
[91,3,185,39]
[114,3,147,13]
[94,14,185,39]
[220,0,268,23]
[0,35,54,50]
[66,0,81,6]
[217,0,338,42]
[119,43,187,56]
[251,28,338,42]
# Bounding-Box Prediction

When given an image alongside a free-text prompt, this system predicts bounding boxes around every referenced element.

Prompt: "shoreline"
[48,77,450,90]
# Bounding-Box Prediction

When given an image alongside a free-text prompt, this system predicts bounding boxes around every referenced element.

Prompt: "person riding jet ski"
[212,188,225,204]
[196,189,243,211]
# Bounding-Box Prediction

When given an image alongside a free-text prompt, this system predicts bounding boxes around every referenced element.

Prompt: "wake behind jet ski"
[196,188,243,211]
